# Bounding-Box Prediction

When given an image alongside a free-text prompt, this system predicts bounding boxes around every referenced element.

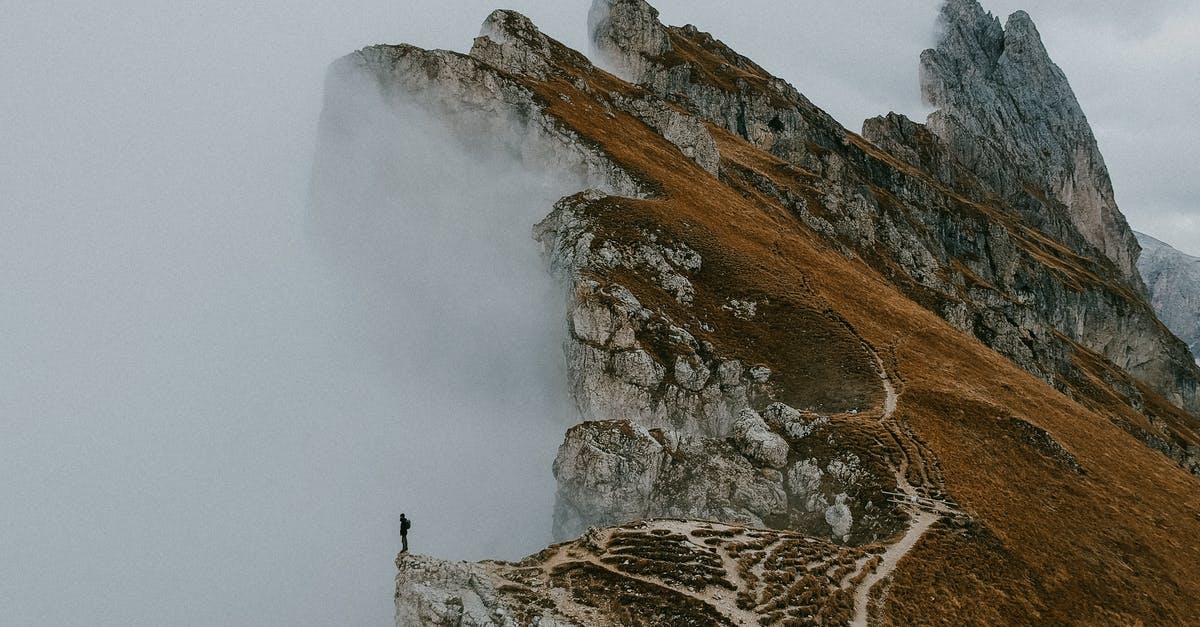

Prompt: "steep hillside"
[313,0,1200,624]
[590,0,1199,432]
[1137,231,1200,362]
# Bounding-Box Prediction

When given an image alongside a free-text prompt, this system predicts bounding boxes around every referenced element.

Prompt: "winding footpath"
[849,347,957,627]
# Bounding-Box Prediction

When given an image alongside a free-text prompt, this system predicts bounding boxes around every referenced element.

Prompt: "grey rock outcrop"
[921,0,1143,288]
[534,194,770,438]
[394,554,521,626]
[471,10,565,81]
[473,7,721,176]
[731,409,790,469]
[588,0,847,169]
[588,0,671,82]
[319,19,646,201]
[551,418,900,544]
[551,420,665,537]
[1137,232,1200,362]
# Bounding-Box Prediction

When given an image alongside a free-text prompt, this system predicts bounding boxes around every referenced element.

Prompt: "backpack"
[401,518,411,532]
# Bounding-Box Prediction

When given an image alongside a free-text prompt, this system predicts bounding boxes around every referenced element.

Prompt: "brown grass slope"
[646,19,1200,452]
[496,27,1200,624]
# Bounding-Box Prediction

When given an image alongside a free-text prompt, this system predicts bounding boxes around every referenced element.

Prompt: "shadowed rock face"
[1137,232,1200,362]
[921,0,1143,290]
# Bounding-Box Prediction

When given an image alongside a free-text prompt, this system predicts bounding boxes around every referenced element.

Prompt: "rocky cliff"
[313,0,1200,624]
[921,0,1143,289]
[1137,232,1200,362]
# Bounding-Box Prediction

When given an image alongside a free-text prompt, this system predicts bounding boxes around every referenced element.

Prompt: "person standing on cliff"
[399,513,411,553]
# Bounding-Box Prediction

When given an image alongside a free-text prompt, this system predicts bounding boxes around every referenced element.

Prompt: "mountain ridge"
[310,0,1200,623]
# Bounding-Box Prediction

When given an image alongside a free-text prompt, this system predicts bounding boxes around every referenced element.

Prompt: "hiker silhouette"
[399,513,411,553]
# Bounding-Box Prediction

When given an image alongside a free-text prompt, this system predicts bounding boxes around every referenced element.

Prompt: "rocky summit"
[921,0,1143,289]
[314,0,1200,624]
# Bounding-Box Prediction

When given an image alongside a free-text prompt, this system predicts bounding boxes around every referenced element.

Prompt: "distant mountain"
[1137,232,1200,362]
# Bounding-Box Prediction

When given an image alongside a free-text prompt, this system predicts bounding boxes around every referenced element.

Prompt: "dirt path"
[847,345,955,626]
[849,508,938,627]
[880,363,899,418]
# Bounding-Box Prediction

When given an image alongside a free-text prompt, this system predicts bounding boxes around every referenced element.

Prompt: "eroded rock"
[553,416,899,543]
[921,0,1142,286]
[731,409,790,469]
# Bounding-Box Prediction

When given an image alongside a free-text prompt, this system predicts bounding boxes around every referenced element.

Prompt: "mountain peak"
[922,1,1143,289]
[588,0,672,81]
[1137,231,1200,363]
[470,8,594,79]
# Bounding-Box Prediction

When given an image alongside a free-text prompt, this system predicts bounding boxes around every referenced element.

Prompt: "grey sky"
[1,2,1196,626]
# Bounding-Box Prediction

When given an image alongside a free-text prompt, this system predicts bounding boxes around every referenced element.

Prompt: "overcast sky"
[2,1,1197,626]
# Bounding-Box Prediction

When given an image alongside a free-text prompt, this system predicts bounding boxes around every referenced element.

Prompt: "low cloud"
[309,63,586,567]
[2,3,584,625]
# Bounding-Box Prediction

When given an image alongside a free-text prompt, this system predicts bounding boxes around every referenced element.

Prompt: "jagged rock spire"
[588,0,671,82]
[922,0,1143,289]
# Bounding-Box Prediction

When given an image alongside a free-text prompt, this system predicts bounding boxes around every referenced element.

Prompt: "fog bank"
[308,62,587,560]
[1,2,588,625]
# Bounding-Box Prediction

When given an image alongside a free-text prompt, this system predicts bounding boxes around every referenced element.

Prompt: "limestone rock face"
[551,418,901,543]
[393,554,522,627]
[551,420,665,538]
[534,194,773,439]
[471,9,572,81]
[731,409,790,469]
[1137,232,1200,361]
[588,0,671,81]
[921,0,1142,288]
[588,0,849,171]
